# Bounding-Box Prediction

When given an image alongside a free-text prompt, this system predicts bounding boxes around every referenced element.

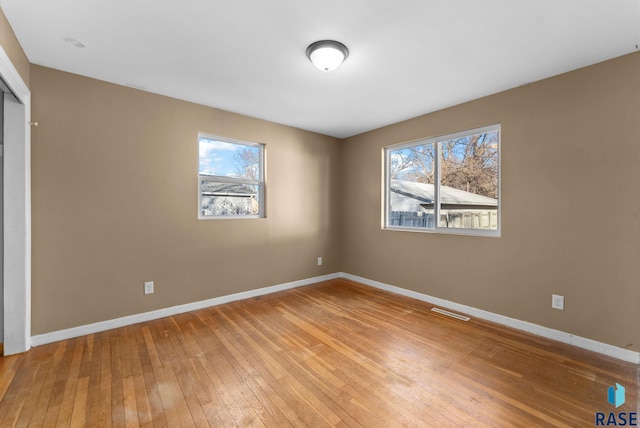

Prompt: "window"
[198,135,265,218]
[384,124,500,236]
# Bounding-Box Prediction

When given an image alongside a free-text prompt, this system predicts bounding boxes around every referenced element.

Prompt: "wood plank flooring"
[0,278,637,427]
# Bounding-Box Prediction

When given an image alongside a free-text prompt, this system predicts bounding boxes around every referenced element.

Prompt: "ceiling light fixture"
[306,40,349,72]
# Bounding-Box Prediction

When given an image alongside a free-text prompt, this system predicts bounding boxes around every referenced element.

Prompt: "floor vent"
[430,307,470,321]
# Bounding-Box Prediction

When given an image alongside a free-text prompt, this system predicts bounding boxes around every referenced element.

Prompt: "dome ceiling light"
[306,40,349,72]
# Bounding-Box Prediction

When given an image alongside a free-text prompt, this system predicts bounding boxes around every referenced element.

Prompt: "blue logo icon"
[608,383,625,408]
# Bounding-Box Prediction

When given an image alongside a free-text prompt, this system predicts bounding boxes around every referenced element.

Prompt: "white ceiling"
[2,0,639,138]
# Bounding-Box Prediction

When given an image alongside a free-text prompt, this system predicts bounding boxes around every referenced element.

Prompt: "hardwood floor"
[0,278,637,427]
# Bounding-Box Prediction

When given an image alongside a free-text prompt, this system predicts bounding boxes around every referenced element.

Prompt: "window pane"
[438,130,499,230]
[199,137,260,180]
[200,180,261,216]
[388,143,436,229]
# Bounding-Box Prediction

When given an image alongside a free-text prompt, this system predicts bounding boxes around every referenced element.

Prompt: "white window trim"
[383,124,501,237]
[198,134,265,220]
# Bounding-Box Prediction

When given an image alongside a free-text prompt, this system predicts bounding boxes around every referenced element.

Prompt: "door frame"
[0,44,31,355]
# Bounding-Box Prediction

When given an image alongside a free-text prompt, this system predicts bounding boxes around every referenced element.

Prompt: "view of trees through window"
[386,126,499,233]
[233,147,260,181]
[198,136,264,218]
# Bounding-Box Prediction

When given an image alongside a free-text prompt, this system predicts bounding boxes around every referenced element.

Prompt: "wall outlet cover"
[552,294,564,310]
[144,281,154,295]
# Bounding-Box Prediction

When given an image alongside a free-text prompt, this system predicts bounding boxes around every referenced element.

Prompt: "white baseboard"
[30,273,341,347]
[340,273,640,365]
[30,271,640,365]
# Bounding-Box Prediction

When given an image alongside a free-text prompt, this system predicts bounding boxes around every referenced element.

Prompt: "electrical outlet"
[144,281,154,295]
[317,257,323,266]
[552,294,564,310]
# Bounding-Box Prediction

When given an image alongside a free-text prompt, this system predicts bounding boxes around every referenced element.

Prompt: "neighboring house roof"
[390,179,497,211]
[201,181,256,197]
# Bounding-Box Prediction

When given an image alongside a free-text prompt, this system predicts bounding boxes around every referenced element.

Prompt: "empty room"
[1,0,639,426]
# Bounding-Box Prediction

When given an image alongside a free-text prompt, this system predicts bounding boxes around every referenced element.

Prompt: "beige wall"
[30,65,342,334]
[26,46,640,351]
[0,7,29,86]
[342,52,640,352]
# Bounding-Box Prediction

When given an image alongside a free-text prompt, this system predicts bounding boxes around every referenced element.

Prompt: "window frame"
[383,124,501,237]
[198,134,266,220]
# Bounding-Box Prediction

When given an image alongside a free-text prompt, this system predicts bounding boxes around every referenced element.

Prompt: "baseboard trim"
[30,273,341,347]
[340,273,640,364]
[30,271,640,364]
